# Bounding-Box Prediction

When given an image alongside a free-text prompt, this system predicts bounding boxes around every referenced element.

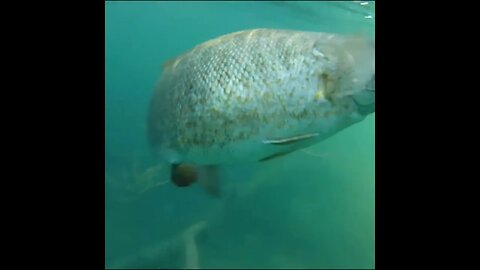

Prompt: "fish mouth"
[352,96,375,115]
[352,75,375,115]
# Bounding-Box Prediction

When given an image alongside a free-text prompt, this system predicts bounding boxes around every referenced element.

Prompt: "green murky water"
[106,1,375,268]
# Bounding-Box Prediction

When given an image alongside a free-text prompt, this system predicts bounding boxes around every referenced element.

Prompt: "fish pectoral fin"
[259,150,294,162]
[197,165,222,198]
[262,132,320,146]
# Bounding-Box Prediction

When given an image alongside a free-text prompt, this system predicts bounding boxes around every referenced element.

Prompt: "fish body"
[148,28,375,166]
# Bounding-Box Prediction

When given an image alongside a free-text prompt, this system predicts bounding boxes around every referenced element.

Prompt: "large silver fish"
[148,28,375,196]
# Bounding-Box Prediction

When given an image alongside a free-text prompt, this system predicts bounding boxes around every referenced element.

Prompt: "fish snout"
[352,73,375,116]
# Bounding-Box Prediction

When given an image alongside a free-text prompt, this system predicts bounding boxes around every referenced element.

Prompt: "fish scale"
[148,28,375,165]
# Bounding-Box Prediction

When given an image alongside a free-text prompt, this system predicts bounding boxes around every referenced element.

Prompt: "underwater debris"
[110,220,208,269]
[183,220,207,269]
[131,163,169,194]
[105,155,170,203]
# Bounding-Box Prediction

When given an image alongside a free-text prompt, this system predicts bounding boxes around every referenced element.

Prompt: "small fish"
[148,28,375,196]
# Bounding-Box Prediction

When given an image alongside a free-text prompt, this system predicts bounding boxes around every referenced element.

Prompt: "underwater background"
[105,1,375,269]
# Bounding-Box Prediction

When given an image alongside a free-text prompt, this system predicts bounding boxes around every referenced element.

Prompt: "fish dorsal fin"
[162,58,175,69]
[162,56,182,70]
[262,132,319,146]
